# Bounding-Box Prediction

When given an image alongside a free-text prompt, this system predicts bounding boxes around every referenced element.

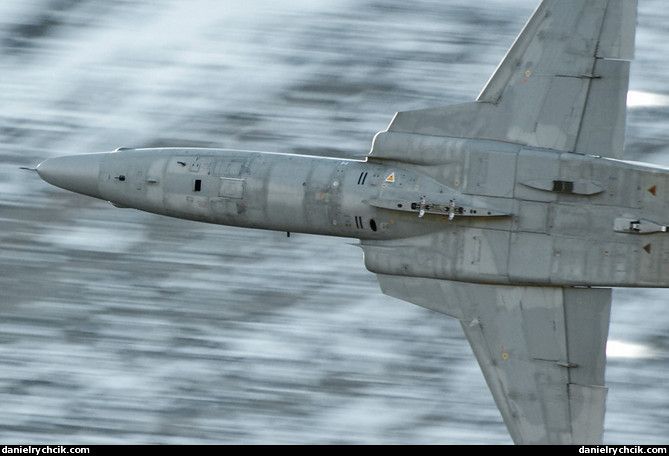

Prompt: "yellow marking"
[385,172,395,183]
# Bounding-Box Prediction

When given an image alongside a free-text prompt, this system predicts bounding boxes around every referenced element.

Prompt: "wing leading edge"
[377,275,611,445]
[386,0,637,158]
[367,0,634,443]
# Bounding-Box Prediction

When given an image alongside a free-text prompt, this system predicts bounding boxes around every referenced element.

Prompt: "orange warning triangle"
[385,172,395,183]
[648,185,657,196]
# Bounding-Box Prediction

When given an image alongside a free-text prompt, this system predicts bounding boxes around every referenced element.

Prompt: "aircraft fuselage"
[37,134,669,289]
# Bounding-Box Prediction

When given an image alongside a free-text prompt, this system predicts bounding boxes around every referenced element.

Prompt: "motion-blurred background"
[1,0,667,444]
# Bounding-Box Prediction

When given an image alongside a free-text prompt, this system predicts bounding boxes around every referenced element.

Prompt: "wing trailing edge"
[376,275,612,444]
[385,0,637,159]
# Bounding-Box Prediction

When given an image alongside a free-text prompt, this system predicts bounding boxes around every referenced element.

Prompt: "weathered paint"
[38,136,669,288]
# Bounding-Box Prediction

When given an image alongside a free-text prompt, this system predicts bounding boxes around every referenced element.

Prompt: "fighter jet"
[34,0,653,445]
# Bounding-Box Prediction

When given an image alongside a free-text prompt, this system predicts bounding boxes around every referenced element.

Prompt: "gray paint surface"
[8,0,668,445]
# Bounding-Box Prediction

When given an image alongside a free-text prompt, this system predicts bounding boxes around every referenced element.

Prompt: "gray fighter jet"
[34,0,652,445]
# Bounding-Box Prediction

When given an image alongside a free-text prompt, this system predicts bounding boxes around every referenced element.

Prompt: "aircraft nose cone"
[37,153,104,199]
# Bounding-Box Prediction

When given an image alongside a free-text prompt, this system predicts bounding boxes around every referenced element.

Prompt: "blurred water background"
[0,0,667,445]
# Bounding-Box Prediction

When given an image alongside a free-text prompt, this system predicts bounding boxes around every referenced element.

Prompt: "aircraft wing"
[375,274,612,444]
[386,0,637,158]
